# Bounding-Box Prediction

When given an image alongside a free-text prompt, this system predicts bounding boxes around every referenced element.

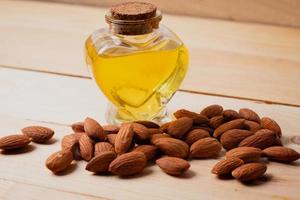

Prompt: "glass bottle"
[85,2,189,124]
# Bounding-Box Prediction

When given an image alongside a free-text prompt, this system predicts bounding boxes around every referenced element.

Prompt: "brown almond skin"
[94,142,114,155]
[86,151,117,173]
[79,134,94,161]
[261,117,282,137]
[222,109,240,121]
[190,137,222,158]
[150,134,171,145]
[103,125,120,134]
[109,151,147,176]
[84,117,106,141]
[114,123,134,155]
[232,163,267,182]
[132,123,150,142]
[244,120,261,132]
[220,129,254,150]
[0,134,31,150]
[262,146,300,162]
[200,104,223,119]
[174,109,209,124]
[148,128,164,135]
[156,157,190,176]
[160,122,171,132]
[134,120,159,128]
[211,157,244,176]
[167,117,193,138]
[239,108,260,123]
[184,129,210,145]
[45,150,73,174]
[71,122,84,132]
[213,119,245,138]
[154,137,189,158]
[61,134,78,155]
[107,134,117,145]
[22,126,54,143]
[209,115,224,129]
[226,147,262,163]
[73,132,85,140]
[133,145,157,160]
[239,129,277,149]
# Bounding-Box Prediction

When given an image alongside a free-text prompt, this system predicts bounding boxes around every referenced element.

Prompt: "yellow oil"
[86,37,189,122]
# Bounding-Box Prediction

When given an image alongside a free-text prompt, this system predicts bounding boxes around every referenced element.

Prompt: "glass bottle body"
[85,25,189,124]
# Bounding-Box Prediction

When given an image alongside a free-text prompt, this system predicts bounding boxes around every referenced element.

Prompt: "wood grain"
[0,179,105,200]
[28,0,300,27]
[1,0,300,106]
[0,68,300,200]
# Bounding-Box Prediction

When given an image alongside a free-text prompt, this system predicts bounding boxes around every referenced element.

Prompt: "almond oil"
[85,2,189,123]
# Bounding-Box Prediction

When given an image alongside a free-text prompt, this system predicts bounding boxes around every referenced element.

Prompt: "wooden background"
[0,1,300,199]
[21,0,300,27]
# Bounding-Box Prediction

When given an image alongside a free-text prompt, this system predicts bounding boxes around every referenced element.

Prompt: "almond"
[71,122,84,132]
[200,104,223,119]
[109,151,147,176]
[167,117,193,138]
[174,109,209,124]
[226,147,262,163]
[160,122,171,132]
[156,157,190,176]
[73,132,85,140]
[213,119,245,138]
[262,146,300,162]
[239,108,260,123]
[114,123,134,155]
[220,129,254,150]
[261,117,282,137]
[134,120,160,128]
[86,151,117,173]
[191,126,213,135]
[239,129,277,149]
[211,157,244,176]
[150,134,170,145]
[45,150,73,173]
[94,142,114,155]
[107,134,117,145]
[243,120,261,132]
[103,124,120,134]
[0,134,31,150]
[61,134,78,153]
[79,134,94,161]
[184,129,210,145]
[84,117,106,141]
[133,145,157,160]
[232,163,267,182]
[190,137,221,158]
[148,128,164,135]
[132,123,150,142]
[22,126,54,143]
[222,109,240,121]
[209,115,224,129]
[154,137,189,158]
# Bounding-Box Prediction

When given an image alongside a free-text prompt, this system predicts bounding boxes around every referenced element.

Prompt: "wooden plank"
[1,1,300,106]
[0,179,105,200]
[29,0,300,27]
[0,68,300,199]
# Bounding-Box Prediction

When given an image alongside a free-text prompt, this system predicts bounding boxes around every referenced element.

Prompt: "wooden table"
[0,1,300,199]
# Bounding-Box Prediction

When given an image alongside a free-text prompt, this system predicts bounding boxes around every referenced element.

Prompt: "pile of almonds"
[1,105,299,183]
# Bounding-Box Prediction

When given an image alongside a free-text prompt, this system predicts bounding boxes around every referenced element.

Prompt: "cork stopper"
[106,2,162,35]
[111,2,157,20]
